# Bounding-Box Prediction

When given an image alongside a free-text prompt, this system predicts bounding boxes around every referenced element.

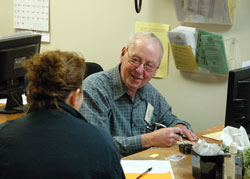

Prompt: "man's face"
[120,38,162,93]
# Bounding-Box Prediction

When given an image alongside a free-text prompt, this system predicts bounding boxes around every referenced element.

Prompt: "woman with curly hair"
[0,50,125,179]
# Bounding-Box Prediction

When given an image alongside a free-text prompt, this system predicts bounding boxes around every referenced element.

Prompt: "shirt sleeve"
[113,135,142,157]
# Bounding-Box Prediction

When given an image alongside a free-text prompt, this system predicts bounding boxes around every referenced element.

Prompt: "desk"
[122,124,224,179]
[0,105,24,124]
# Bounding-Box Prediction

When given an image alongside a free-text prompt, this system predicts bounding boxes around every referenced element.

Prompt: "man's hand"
[141,125,198,149]
[142,127,184,148]
[175,124,198,142]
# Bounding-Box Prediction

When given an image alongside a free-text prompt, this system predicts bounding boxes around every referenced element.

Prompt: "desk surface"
[122,124,224,179]
[0,111,24,124]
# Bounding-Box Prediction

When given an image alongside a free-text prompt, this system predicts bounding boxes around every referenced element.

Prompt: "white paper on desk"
[202,131,222,140]
[121,160,174,178]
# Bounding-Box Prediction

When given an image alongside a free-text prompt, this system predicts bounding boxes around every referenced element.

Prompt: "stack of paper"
[168,26,198,72]
[168,26,197,54]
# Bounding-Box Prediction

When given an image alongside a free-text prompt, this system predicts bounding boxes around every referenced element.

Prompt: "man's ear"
[120,46,127,63]
[121,46,127,57]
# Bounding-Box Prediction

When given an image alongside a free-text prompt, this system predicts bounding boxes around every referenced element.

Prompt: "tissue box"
[191,150,224,179]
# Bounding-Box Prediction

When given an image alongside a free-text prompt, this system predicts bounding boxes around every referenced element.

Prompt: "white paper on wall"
[14,0,49,32]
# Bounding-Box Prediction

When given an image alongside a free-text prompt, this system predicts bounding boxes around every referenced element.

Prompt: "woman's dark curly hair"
[24,50,86,111]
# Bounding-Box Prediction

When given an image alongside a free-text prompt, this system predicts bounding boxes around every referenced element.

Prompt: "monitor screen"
[0,33,41,114]
[225,66,250,136]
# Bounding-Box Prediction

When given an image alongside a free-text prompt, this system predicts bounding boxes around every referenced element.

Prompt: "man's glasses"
[127,48,158,72]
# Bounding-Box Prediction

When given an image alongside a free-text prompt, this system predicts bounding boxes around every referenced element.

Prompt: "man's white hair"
[128,32,164,61]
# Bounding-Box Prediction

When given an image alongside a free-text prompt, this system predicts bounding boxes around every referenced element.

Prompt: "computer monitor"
[225,66,250,136]
[0,33,41,114]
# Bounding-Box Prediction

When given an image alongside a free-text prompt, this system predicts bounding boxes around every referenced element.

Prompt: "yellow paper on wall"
[171,44,198,71]
[135,22,170,78]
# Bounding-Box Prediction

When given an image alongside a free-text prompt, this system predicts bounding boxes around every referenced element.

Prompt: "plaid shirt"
[80,64,192,157]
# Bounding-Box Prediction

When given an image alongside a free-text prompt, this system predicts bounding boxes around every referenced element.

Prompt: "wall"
[1,0,249,132]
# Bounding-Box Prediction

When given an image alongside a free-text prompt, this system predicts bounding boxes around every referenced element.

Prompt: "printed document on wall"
[135,22,170,78]
[168,26,198,72]
[14,0,49,32]
[171,44,198,72]
[173,0,235,25]
[201,34,229,75]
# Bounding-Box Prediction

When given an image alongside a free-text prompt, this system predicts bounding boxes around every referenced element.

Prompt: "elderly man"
[80,32,197,157]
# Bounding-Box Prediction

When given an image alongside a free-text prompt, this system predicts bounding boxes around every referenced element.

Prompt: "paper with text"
[195,30,214,70]
[135,22,170,78]
[173,0,235,25]
[201,34,229,74]
[14,0,50,31]
[171,44,198,72]
[168,26,197,55]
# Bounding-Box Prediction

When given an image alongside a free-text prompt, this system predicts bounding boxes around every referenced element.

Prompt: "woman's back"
[0,102,124,178]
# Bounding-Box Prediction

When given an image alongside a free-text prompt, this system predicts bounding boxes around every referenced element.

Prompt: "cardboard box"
[191,150,224,179]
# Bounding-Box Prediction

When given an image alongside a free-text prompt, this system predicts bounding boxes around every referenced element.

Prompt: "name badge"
[144,103,154,126]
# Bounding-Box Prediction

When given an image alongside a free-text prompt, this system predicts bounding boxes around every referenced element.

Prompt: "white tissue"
[219,126,250,149]
[192,139,224,156]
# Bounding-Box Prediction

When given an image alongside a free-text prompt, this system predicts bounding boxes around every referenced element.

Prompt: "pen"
[154,122,167,128]
[136,167,152,179]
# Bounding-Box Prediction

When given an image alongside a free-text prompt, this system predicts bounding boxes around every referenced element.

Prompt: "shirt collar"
[110,64,146,101]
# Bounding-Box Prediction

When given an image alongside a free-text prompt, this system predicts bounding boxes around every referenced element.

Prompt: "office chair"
[84,62,103,79]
